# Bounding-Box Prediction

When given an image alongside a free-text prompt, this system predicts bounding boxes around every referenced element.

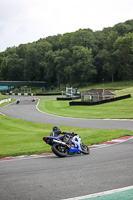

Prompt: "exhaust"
[53,139,69,147]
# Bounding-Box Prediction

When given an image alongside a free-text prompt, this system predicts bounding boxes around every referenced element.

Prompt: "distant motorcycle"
[43,134,90,157]
[16,100,20,104]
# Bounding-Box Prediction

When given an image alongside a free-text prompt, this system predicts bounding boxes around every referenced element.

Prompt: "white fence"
[0,98,11,105]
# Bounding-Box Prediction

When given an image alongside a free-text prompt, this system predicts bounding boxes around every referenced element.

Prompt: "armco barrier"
[69,94,131,106]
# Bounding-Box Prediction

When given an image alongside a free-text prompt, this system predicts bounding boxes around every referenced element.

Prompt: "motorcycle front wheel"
[52,143,68,157]
[80,143,90,155]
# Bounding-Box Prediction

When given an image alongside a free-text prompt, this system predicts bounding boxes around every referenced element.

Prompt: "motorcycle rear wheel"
[80,143,90,154]
[52,143,68,157]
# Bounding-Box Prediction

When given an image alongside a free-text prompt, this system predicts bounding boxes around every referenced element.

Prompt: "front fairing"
[69,137,82,154]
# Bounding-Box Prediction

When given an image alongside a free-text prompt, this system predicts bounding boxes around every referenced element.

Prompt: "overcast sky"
[0,0,133,52]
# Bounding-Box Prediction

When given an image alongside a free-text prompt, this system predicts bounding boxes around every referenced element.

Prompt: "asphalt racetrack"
[0,96,133,130]
[0,96,133,200]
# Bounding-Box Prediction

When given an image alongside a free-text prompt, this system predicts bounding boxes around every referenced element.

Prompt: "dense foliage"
[0,20,133,88]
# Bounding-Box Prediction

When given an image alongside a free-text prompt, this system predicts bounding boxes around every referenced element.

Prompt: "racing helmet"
[53,126,60,132]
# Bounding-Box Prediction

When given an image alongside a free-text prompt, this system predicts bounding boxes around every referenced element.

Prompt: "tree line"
[0,19,133,88]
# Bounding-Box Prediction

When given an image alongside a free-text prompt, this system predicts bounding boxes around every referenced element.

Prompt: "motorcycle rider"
[50,126,74,143]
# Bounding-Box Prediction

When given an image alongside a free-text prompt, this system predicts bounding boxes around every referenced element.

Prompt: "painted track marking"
[62,185,133,200]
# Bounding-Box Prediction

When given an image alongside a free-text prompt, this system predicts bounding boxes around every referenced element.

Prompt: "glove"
[72,132,75,137]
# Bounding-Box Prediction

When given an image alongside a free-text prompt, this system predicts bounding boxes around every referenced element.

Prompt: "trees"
[24,46,40,81]
[113,32,133,82]
[102,31,119,83]
[45,50,57,86]
[54,49,71,87]
[0,19,133,87]
[0,47,24,80]
[71,46,97,85]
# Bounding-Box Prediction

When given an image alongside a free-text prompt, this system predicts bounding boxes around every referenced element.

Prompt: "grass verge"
[37,88,133,119]
[38,97,133,119]
[48,80,133,93]
[0,94,9,101]
[0,94,16,107]
[0,114,132,158]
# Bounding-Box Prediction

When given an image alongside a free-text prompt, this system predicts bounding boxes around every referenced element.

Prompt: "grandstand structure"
[0,81,46,95]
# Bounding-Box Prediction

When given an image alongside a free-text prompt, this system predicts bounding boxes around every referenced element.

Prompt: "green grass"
[79,80,133,91]
[114,87,133,96]
[0,93,16,107]
[38,88,133,119]
[0,84,133,158]
[0,94,9,101]
[49,80,133,93]
[0,114,132,158]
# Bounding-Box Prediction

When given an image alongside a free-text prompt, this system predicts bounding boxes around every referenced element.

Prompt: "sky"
[0,0,133,52]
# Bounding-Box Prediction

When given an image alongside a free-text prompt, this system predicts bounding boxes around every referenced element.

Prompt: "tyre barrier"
[35,93,62,96]
[57,96,81,101]
[69,94,131,106]
[3,92,62,96]
[2,93,34,96]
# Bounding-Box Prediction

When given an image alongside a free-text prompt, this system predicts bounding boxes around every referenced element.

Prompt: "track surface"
[0,139,133,200]
[0,96,133,130]
[0,96,133,200]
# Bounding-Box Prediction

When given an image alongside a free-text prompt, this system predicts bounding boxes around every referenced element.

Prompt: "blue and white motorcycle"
[43,133,90,157]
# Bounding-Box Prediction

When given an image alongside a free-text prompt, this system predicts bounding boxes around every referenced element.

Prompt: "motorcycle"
[43,134,90,157]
